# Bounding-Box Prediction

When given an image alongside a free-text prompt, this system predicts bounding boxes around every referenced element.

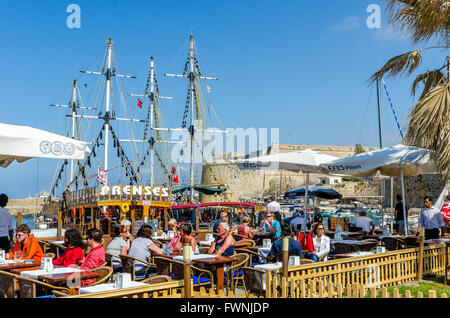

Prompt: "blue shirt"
[262,220,281,238]
[268,238,304,261]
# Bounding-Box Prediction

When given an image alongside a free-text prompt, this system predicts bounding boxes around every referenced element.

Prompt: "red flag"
[172,166,179,183]
[206,83,211,93]
[137,99,143,108]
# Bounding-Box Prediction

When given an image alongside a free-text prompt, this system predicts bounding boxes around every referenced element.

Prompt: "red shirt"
[52,246,84,267]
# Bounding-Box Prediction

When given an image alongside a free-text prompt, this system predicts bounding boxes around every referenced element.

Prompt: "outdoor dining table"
[11,266,102,284]
[333,251,376,259]
[0,260,40,271]
[253,233,275,245]
[165,253,238,292]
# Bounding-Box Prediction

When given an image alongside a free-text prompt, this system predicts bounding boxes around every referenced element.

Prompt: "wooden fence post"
[130,209,135,236]
[282,237,289,279]
[417,227,425,281]
[57,211,62,240]
[195,208,199,232]
[445,242,448,285]
[164,208,168,231]
[16,212,22,226]
[183,243,192,298]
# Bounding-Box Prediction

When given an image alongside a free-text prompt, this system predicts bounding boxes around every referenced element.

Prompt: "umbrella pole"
[400,169,407,237]
[304,172,309,233]
[390,176,394,233]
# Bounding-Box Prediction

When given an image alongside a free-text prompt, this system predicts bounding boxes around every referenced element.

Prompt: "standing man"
[0,193,14,253]
[416,196,446,240]
[394,194,410,235]
[213,210,228,234]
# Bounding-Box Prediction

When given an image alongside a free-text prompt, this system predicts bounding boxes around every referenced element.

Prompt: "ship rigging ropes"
[47,41,159,198]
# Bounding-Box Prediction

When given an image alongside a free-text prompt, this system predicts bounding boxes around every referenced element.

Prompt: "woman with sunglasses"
[303,222,330,262]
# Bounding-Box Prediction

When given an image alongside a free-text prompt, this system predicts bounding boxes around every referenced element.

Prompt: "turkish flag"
[137,99,143,108]
[173,175,179,183]
[172,166,179,183]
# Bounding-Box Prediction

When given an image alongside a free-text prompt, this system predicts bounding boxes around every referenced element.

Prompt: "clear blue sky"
[0,0,445,198]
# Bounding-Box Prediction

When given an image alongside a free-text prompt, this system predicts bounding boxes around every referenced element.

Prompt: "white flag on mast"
[97,165,107,184]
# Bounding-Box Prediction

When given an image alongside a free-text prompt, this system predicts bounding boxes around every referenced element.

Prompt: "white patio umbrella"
[320,144,436,236]
[237,149,339,228]
[0,122,91,167]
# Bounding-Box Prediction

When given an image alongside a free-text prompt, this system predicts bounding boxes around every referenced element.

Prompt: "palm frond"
[411,69,446,98]
[385,0,450,45]
[370,50,422,83]
[403,83,450,180]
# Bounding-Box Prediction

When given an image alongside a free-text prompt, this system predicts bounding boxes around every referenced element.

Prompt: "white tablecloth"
[254,262,282,271]
[173,254,218,263]
[78,281,148,294]
[21,267,84,280]
[346,251,375,258]
[199,240,213,247]
[257,247,271,264]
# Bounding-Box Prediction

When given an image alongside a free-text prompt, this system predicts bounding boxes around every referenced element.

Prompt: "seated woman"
[7,224,44,263]
[128,224,163,277]
[106,225,130,271]
[304,222,330,262]
[171,223,199,254]
[208,223,235,257]
[167,218,178,232]
[237,215,254,239]
[120,219,134,243]
[52,228,84,267]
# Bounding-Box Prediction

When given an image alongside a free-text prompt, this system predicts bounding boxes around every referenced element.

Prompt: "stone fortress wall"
[200,144,444,208]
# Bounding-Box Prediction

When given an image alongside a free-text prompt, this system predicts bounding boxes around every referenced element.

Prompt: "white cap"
[120,219,132,226]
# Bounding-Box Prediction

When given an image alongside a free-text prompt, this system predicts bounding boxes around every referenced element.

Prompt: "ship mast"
[163,35,228,203]
[128,56,179,186]
[51,79,95,190]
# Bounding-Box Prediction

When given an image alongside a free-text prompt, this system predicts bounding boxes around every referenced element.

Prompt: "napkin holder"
[288,256,300,266]
[40,257,53,272]
[114,273,131,289]
[168,230,174,239]
[205,233,214,242]
[376,246,386,254]
[263,239,272,248]
[0,249,5,263]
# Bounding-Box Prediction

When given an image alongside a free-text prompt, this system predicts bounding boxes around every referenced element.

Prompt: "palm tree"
[370,0,450,179]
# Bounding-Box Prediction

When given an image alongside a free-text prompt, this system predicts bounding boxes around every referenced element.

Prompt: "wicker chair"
[153,256,172,276]
[37,240,51,254]
[225,253,249,293]
[86,266,113,286]
[141,275,172,284]
[241,266,265,297]
[232,233,247,241]
[318,252,330,262]
[382,237,405,251]
[44,252,56,260]
[0,270,18,298]
[234,248,267,266]
[234,239,256,247]
[169,259,214,291]
[12,272,71,298]
[151,240,163,248]
[44,241,66,258]
[333,242,361,254]
[119,254,156,281]
[198,246,210,254]
[104,252,116,268]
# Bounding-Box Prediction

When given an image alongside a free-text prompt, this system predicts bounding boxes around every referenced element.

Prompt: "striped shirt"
[418,206,445,229]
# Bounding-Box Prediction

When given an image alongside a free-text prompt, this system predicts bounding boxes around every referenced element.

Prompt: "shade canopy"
[238,149,339,173]
[284,185,342,200]
[0,123,91,168]
[266,201,281,212]
[172,186,227,195]
[320,144,435,177]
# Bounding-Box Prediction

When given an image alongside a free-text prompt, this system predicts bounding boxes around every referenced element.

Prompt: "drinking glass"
[14,251,23,261]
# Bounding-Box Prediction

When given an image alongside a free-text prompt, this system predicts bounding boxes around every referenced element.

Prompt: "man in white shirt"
[416,196,446,240]
[0,193,14,252]
[352,210,375,234]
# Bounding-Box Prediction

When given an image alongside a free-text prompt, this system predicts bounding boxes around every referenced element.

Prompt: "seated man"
[260,212,281,238]
[79,228,106,286]
[267,222,304,263]
[352,210,375,235]
[7,224,44,263]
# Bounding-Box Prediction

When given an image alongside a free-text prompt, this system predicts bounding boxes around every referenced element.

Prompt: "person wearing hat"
[120,219,134,243]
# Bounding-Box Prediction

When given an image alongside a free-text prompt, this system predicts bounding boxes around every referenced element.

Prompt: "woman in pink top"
[80,228,105,286]
[237,215,254,239]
